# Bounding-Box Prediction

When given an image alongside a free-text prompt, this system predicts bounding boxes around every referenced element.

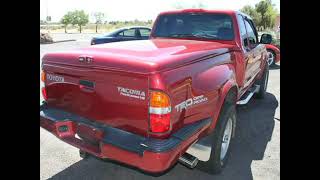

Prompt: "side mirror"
[260,33,273,44]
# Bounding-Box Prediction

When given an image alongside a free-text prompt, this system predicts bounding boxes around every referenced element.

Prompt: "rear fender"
[208,78,238,132]
[186,78,238,162]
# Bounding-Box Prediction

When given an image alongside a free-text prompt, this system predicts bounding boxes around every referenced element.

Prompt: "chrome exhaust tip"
[178,153,199,169]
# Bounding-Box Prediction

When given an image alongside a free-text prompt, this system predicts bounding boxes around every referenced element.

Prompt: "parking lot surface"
[40,34,280,180]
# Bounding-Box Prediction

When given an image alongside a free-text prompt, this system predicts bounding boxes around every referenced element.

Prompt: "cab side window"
[117,29,136,37]
[237,15,249,49]
[123,29,136,37]
[244,19,258,48]
[139,29,151,38]
[117,31,124,37]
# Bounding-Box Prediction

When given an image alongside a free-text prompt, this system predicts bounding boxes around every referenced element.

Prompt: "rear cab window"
[152,13,235,41]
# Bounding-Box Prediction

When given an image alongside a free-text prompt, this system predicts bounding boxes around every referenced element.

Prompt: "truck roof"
[158,9,252,20]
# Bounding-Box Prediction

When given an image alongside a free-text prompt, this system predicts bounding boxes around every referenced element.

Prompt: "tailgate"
[42,63,150,136]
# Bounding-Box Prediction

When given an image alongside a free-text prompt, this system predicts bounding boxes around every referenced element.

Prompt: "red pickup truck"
[40,9,272,174]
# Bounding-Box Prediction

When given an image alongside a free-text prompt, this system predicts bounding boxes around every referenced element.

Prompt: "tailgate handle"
[79,80,95,93]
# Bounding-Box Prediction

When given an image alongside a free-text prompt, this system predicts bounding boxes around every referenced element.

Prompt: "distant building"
[273,15,280,32]
[273,15,280,39]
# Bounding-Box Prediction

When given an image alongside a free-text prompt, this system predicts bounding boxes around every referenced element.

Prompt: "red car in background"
[265,44,280,66]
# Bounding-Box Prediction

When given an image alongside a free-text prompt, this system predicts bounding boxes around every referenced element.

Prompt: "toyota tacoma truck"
[40,9,272,174]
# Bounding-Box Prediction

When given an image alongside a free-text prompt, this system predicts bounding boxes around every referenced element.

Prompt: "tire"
[79,150,89,159]
[255,64,269,99]
[197,102,236,174]
[267,50,276,66]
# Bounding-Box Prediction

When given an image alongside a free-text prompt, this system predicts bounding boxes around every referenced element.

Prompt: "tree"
[73,10,89,33]
[60,12,72,33]
[255,0,277,29]
[93,12,105,33]
[173,2,207,9]
[240,5,262,29]
[65,10,89,33]
[192,2,207,8]
[173,2,184,9]
[240,0,278,30]
[61,10,89,33]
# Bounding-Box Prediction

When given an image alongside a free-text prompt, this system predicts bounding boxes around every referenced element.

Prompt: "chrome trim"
[178,153,199,168]
[243,68,261,88]
[79,55,94,64]
[237,85,260,105]
[149,107,171,114]
[75,133,82,140]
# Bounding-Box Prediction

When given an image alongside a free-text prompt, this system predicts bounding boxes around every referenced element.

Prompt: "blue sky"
[40,0,280,22]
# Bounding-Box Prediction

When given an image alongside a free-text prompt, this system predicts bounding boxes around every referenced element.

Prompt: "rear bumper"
[40,104,211,173]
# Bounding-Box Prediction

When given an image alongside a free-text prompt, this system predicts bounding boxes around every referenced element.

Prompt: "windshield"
[101,28,126,37]
[101,32,112,37]
[152,13,234,41]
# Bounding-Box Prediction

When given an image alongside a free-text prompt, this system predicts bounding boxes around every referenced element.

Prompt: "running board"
[237,85,260,105]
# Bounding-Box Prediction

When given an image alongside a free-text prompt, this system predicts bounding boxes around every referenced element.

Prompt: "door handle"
[79,85,95,93]
[79,80,95,93]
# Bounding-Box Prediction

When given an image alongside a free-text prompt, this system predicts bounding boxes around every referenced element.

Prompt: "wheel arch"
[208,79,238,132]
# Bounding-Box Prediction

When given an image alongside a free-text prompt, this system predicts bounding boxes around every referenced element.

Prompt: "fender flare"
[209,79,238,131]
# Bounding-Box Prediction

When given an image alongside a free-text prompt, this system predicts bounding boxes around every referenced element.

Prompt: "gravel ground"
[46,33,101,42]
[40,34,280,180]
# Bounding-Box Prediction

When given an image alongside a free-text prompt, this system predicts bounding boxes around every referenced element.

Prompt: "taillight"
[149,91,171,133]
[41,70,47,101]
[41,87,48,101]
[41,70,46,83]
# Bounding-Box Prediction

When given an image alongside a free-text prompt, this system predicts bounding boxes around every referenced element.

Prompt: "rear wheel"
[197,102,236,174]
[79,150,88,159]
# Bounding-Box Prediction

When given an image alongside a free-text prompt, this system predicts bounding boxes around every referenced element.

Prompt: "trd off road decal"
[47,74,64,83]
[117,86,146,100]
[175,95,208,112]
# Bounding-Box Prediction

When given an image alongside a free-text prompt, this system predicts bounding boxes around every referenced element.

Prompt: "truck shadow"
[269,64,280,70]
[48,93,278,180]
